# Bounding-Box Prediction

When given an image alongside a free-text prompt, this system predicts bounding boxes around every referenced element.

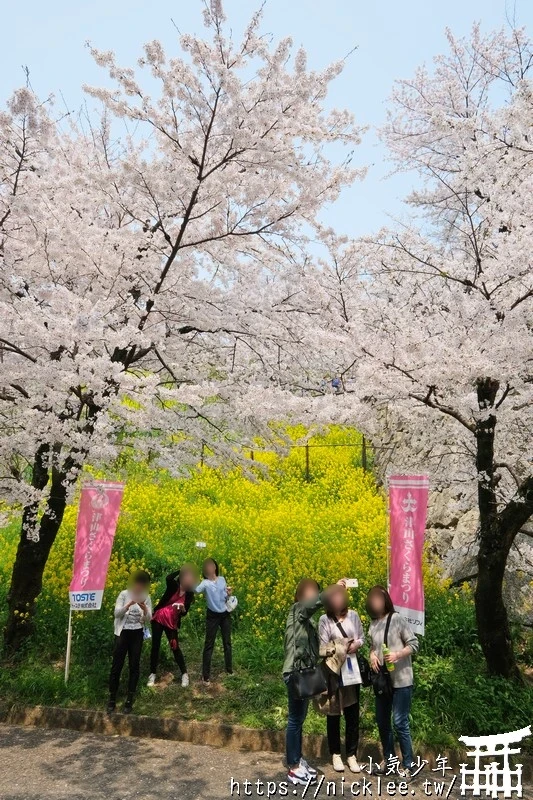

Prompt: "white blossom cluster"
[1,12,531,534]
[316,26,533,516]
[0,5,362,515]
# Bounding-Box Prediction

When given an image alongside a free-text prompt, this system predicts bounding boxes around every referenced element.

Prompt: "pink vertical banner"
[388,475,429,636]
[69,481,124,610]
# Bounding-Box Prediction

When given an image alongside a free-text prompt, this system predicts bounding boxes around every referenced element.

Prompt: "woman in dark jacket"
[147,565,197,688]
[283,577,346,787]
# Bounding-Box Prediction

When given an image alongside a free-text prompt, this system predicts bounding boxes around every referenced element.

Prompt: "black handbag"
[291,663,328,699]
[290,607,328,699]
[357,654,373,688]
[371,613,394,700]
[334,618,372,688]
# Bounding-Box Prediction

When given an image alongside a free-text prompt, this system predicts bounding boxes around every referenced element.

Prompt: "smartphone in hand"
[344,578,358,589]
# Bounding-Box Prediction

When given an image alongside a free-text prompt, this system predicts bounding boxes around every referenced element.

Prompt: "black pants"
[109,628,144,699]
[150,620,187,675]
[327,691,360,757]
[202,609,232,680]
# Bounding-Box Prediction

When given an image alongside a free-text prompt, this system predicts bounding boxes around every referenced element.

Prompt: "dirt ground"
[0,723,492,800]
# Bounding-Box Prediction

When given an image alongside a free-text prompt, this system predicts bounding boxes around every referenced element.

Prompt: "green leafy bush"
[1,428,531,751]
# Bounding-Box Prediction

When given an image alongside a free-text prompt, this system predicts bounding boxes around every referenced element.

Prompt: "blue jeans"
[375,685,414,769]
[284,676,309,767]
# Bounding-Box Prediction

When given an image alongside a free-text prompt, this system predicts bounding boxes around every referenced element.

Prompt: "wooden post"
[64,608,73,684]
[305,444,310,481]
[362,435,367,471]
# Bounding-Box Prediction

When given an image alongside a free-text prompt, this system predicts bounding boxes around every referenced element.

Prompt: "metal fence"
[246,436,374,481]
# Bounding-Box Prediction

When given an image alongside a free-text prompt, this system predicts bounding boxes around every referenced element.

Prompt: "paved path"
[0,724,521,800]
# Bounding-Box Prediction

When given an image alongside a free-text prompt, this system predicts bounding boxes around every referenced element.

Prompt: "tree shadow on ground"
[0,725,525,800]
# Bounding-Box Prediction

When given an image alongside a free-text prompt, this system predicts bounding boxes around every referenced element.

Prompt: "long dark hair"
[366,585,395,619]
[202,558,219,579]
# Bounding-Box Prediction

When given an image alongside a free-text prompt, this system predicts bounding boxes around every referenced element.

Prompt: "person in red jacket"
[147,565,197,688]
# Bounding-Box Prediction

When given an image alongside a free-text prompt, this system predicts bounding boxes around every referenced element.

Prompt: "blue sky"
[2,0,531,236]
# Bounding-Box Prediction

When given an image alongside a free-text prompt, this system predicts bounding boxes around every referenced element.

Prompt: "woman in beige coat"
[317,585,364,774]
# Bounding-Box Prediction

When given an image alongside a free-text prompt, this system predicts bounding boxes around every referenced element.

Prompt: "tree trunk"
[3,466,69,656]
[475,525,520,680]
[473,378,520,680]
[3,397,99,656]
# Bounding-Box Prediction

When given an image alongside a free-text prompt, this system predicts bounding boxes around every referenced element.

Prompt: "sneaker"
[398,768,412,782]
[181,673,190,688]
[288,766,316,786]
[106,699,116,714]
[202,677,211,686]
[332,754,345,772]
[347,756,361,773]
[300,758,317,776]
[147,673,156,687]
[123,697,133,714]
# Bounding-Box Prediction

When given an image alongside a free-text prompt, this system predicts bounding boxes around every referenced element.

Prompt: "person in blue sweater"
[195,558,233,684]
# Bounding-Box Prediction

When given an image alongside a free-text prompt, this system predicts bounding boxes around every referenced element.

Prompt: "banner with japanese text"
[69,481,124,610]
[388,474,429,635]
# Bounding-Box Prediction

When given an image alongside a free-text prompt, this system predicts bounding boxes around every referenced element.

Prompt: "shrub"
[1,426,531,748]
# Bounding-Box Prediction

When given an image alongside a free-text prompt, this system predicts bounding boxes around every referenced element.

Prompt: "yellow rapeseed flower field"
[0,427,444,642]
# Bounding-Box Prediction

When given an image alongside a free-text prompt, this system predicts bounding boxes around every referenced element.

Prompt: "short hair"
[323,585,349,619]
[294,578,320,602]
[365,585,395,619]
[202,558,219,579]
[132,570,151,585]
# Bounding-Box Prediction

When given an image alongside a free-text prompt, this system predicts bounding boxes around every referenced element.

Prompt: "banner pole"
[386,482,391,590]
[64,607,73,684]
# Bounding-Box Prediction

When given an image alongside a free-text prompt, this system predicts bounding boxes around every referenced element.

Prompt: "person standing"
[318,584,364,774]
[282,578,347,787]
[147,565,196,688]
[367,585,419,779]
[108,570,152,714]
[195,558,233,684]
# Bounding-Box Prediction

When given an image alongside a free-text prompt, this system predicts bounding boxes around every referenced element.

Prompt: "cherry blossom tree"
[319,26,533,679]
[0,2,362,653]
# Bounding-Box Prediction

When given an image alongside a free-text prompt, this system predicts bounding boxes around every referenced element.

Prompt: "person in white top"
[318,584,364,775]
[108,571,152,714]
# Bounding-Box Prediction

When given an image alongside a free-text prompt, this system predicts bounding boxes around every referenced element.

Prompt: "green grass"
[1,432,533,754]
[2,612,533,753]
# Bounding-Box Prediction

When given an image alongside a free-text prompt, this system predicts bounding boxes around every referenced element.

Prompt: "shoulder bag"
[371,612,394,700]
[335,618,372,688]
